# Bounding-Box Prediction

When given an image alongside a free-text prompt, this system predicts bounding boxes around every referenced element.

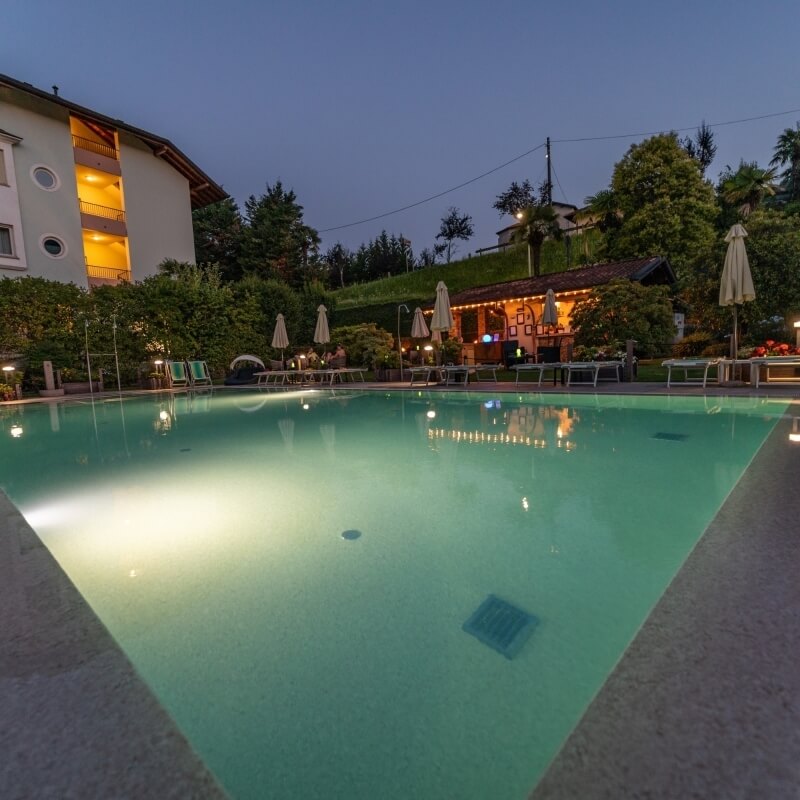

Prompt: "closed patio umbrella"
[719,224,755,358]
[271,314,289,364]
[313,304,330,352]
[411,307,430,339]
[542,288,558,328]
[431,281,453,350]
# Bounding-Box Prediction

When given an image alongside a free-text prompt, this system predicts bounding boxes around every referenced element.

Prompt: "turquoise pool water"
[0,390,787,799]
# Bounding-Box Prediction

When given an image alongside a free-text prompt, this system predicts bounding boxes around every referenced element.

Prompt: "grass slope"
[333,231,602,311]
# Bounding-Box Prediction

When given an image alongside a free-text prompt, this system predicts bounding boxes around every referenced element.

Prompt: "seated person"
[305,348,320,367]
[334,344,346,360]
[322,350,334,364]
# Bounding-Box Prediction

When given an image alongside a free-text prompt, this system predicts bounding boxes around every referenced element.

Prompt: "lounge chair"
[164,360,189,388]
[224,365,260,386]
[186,360,213,386]
[662,358,720,388]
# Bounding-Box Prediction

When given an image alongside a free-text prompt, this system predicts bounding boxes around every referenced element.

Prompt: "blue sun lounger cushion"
[462,594,539,660]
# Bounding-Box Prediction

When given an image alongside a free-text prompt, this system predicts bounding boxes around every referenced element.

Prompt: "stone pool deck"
[1,383,799,798]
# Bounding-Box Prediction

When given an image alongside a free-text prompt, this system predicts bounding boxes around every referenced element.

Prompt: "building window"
[39,235,67,259]
[31,165,60,191]
[0,225,14,257]
[0,149,7,186]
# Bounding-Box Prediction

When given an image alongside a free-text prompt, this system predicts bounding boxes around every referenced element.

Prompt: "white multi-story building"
[0,74,226,287]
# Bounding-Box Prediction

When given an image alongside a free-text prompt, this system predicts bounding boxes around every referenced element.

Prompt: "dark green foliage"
[329,323,394,368]
[513,204,563,277]
[681,121,717,175]
[605,134,717,281]
[240,181,320,287]
[571,279,675,357]
[673,331,714,357]
[493,180,537,216]
[435,207,475,264]
[770,125,800,203]
[192,198,244,281]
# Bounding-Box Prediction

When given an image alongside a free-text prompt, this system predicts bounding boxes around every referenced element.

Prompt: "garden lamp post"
[397,304,409,375]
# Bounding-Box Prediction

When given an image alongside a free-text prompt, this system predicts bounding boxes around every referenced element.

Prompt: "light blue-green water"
[0,390,787,799]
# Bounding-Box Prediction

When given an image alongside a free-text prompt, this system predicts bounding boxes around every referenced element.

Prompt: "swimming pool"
[0,390,786,799]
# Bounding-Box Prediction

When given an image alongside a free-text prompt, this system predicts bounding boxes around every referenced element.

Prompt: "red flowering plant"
[745,340,800,358]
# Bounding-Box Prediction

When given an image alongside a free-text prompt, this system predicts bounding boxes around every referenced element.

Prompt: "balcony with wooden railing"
[86,264,131,285]
[72,134,118,160]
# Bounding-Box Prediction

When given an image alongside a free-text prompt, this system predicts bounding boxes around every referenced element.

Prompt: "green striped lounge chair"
[164,360,189,387]
[187,360,213,386]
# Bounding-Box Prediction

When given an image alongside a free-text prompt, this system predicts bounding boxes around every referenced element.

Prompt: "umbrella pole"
[732,305,738,359]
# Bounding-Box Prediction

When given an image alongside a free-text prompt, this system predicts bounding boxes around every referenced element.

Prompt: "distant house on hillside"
[0,73,226,288]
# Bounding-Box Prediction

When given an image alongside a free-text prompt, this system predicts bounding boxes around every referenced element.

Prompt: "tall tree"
[492,179,537,217]
[513,203,562,277]
[435,207,474,263]
[191,198,244,281]
[770,124,800,203]
[605,133,717,280]
[720,161,778,217]
[681,121,717,175]
[240,181,320,287]
[323,242,353,288]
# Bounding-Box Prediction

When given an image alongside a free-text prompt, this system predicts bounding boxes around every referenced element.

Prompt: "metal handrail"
[72,134,118,160]
[86,264,131,281]
[79,200,126,222]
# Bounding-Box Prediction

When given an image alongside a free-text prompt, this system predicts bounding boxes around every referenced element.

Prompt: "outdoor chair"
[164,360,189,388]
[269,359,284,371]
[186,360,213,386]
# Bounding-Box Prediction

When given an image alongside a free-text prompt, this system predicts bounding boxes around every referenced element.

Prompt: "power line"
[318,142,546,233]
[552,108,800,144]
[319,105,800,234]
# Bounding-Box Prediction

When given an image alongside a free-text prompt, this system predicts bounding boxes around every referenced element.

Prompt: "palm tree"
[770,125,800,203]
[513,204,563,277]
[582,189,622,233]
[720,161,778,216]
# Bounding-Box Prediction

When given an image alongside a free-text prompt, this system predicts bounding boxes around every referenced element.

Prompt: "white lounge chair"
[662,358,720,388]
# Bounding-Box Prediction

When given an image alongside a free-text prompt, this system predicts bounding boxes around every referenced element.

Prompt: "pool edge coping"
[528,407,800,799]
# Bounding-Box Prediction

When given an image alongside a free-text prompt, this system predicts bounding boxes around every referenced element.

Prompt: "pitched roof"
[0,73,227,209]
[447,256,675,308]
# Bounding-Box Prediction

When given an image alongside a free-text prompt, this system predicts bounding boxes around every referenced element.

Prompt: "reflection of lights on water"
[128,569,139,578]
[159,410,169,421]
[556,426,563,439]
[428,428,574,449]
[302,403,310,410]
[521,497,529,511]
[10,424,23,438]
[790,418,800,443]
[426,410,436,419]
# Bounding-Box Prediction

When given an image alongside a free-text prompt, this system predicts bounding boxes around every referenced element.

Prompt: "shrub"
[329,323,393,368]
[673,331,713,357]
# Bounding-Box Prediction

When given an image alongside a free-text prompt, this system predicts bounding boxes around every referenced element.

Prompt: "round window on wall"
[31,165,60,191]
[39,235,67,259]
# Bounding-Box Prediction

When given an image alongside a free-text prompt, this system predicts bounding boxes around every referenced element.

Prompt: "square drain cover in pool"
[652,432,689,441]
[463,594,538,659]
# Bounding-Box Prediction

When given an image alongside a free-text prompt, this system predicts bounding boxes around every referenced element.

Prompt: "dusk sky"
[6,1,799,260]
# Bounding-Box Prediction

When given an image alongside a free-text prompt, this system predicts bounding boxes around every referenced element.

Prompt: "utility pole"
[545,137,553,205]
